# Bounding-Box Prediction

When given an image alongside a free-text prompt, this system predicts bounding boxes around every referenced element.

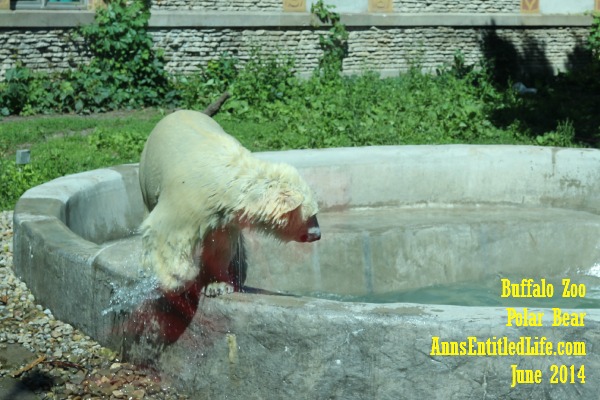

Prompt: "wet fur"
[139,110,319,292]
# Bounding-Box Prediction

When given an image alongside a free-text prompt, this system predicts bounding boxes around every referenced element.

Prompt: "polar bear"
[138,110,320,295]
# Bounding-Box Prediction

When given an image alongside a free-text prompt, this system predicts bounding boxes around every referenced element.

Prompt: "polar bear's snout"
[302,215,321,243]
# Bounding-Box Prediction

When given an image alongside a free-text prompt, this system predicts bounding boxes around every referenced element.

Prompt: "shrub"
[75,0,176,112]
[0,64,33,116]
[311,0,349,80]
[88,128,147,162]
[0,0,176,115]
[588,12,600,63]
[176,53,239,111]
[0,159,45,210]
[231,49,298,108]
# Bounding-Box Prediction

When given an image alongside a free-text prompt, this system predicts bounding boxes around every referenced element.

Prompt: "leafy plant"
[535,119,576,147]
[0,0,176,115]
[177,49,298,116]
[311,0,349,79]
[0,159,45,210]
[76,0,175,112]
[231,49,297,107]
[88,128,147,162]
[0,64,33,115]
[176,53,240,110]
[588,12,600,62]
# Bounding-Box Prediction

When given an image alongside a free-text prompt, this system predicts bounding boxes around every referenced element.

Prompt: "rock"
[0,210,188,399]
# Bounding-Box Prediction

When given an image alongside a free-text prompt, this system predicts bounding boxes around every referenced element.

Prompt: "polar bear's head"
[237,161,320,243]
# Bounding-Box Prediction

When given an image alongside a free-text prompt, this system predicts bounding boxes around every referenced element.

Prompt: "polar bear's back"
[139,110,248,213]
[147,109,241,155]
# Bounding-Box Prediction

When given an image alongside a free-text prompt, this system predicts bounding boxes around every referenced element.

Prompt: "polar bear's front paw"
[203,282,235,297]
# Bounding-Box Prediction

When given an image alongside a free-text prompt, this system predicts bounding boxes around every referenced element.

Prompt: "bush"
[76,0,176,112]
[0,159,46,210]
[0,0,176,115]
[588,12,600,63]
[311,0,349,80]
[231,50,298,108]
[176,53,239,111]
[0,64,33,116]
[224,54,531,150]
[88,128,147,162]
[177,49,298,115]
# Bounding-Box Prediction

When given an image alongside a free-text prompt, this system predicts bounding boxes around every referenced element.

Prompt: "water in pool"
[299,274,600,308]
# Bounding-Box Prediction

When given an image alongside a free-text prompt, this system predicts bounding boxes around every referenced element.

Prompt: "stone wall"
[0,24,590,81]
[344,26,589,75]
[392,0,519,13]
[150,0,282,11]
[150,28,323,75]
[148,0,520,13]
[149,25,590,77]
[0,0,595,81]
[0,29,88,78]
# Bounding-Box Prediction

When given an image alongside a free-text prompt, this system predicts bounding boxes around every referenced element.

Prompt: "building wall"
[393,0,520,14]
[0,29,88,78]
[147,0,519,12]
[150,0,282,11]
[148,26,590,78]
[0,0,597,80]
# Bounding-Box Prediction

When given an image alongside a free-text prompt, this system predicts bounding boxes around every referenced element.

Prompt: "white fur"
[139,110,319,291]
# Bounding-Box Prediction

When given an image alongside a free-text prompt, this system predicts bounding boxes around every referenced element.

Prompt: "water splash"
[102,275,161,316]
[584,262,600,278]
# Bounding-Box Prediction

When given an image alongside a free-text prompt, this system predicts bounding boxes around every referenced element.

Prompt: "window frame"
[11,0,88,10]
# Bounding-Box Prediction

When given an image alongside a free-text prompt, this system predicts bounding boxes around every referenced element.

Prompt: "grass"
[0,110,165,210]
[0,109,163,157]
[1,63,597,211]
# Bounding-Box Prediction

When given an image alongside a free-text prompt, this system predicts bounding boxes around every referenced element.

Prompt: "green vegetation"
[311,0,349,80]
[0,3,599,210]
[0,0,175,116]
[73,0,175,112]
[0,111,162,210]
[588,12,600,62]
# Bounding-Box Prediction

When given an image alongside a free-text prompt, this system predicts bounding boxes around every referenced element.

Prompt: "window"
[11,0,87,9]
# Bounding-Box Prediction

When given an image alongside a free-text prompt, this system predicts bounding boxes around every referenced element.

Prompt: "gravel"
[0,210,189,399]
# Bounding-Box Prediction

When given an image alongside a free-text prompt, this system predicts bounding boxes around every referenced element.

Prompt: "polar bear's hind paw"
[203,282,235,297]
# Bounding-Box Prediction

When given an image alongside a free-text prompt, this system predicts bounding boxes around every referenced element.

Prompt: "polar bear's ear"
[243,187,303,222]
[278,190,304,214]
[261,187,303,219]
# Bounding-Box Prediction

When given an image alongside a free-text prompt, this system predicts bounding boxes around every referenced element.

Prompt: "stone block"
[368,0,393,13]
[521,0,539,13]
[283,0,305,12]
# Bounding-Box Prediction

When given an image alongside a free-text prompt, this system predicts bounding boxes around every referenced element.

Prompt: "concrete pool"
[13,145,600,399]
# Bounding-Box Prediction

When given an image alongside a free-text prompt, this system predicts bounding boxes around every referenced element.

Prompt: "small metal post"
[16,149,31,165]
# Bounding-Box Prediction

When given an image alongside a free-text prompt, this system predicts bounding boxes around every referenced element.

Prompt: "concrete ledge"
[340,12,594,27]
[0,10,95,28]
[0,10,593,29]
[150,11,594,28]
